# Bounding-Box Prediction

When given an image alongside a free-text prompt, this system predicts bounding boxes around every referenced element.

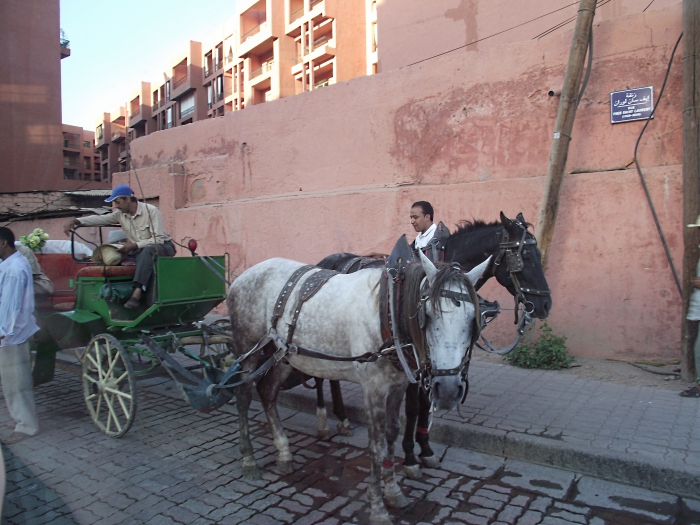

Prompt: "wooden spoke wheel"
[82,334,137,438]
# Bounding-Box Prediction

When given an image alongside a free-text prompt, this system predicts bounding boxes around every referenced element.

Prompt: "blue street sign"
[610,86,654,124]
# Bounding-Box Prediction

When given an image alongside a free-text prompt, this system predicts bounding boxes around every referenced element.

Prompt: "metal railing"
[131,107,141,117]
[314,79,330,89]
[111,129,124,140]
[290,6,304,22]
[241,22,265,42]
[251,59,274,79]
[160,100,165,107]
[204,67,212,78]
[63,141,80,149]
[208,101,213,110]
[180,106,194,119]
[310,0,323,8]
[225,87,233,98]
[313,34,331,47]
[173,76,188,88]
[215,60,223,70]
[152,102,159,111]
[63,159,79,167]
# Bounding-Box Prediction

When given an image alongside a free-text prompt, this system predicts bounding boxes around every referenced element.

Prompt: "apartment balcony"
[250,59,275,81]
[111,126,126,142]
[173,75,188,89]
[204,67,212,78]
[180,106,195,119]
[129,106,149,126]
[119,149,128,160]
[152,102,159,112]
[95,130,108,150]
[62,140,80,151]
[238,22,275,58]
[215,60,223,71]
[224,86,234,100]
[63,158,80,168]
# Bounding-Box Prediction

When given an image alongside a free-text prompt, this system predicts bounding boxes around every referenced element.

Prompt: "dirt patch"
[472,350,695,392]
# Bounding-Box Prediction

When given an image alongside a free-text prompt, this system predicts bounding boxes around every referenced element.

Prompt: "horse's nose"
[432,376,462,411]
[542,297,552,317]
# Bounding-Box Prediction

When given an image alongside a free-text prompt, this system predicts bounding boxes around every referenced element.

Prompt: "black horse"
[314,212,551,477]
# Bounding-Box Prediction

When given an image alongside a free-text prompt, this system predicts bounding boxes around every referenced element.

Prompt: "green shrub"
[505,323,572,370]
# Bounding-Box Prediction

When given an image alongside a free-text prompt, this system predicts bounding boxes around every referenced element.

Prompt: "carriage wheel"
[82,334,137,438]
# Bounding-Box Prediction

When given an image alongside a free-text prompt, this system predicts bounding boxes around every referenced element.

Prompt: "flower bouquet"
[19,228,49,251]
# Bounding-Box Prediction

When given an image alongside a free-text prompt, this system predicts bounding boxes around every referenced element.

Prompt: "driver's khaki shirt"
[77,202,172,250]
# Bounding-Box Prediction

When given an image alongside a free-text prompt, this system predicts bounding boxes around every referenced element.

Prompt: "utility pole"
[682,0,699,383]
[521,0,596,346]
[536,0,597,270]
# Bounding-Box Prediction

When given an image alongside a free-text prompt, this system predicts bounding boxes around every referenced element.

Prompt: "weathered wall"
[120,5,684,361]
[376,0,679,72]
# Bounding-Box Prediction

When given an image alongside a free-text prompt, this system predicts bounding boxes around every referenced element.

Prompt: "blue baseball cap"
[105,184,135,202]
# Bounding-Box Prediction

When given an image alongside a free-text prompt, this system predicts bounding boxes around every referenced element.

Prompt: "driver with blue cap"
[63,185,176,309]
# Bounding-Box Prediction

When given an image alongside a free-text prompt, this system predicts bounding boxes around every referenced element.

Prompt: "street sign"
[610,86,654,124]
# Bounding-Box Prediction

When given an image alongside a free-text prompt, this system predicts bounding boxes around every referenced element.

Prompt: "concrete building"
[0,0,107,192]
[95,107,129,183]
[106,0,372,143]
[61,124,102,183]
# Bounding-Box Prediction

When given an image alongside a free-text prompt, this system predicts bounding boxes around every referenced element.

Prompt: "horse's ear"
[466,256,492,285]
[516,212,526,225]
[418,250,438,284]
[500,212,513,226]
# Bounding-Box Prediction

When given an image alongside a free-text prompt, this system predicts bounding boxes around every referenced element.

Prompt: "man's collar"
[417,222,437,239]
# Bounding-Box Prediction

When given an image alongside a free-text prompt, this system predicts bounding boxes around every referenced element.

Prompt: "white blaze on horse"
[227,250,490,525]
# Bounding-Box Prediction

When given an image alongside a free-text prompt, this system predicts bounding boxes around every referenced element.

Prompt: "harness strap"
[271,265,315,330]
[340,257,363,274]
[286,269,337,345]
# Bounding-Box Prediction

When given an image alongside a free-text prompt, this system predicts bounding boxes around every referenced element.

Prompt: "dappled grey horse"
[227,251,489,525]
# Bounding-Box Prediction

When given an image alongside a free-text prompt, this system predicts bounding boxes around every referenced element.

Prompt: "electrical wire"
[634,31,684,297]
[403,1,582,68]
[643,0,656,12]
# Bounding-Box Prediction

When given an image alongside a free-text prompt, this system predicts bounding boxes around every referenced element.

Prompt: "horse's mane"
[401,262,480,365]
[451,218,533,238]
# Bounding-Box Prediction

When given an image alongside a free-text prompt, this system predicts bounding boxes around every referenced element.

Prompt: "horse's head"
[494,212,551,319]
[404,252,489,411]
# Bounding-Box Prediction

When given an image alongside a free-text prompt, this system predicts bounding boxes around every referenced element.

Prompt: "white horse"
[227,251,489,525]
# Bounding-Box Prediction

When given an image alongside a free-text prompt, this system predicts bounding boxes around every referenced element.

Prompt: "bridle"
[493,222,551,318]
[413,272,480,402]
[476,221,551,355]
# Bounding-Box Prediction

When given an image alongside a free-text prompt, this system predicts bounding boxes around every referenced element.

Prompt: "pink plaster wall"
[377,0,679,72]
[119,5,684,361]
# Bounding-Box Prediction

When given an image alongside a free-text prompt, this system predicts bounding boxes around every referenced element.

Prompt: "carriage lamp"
[188,239,198,256]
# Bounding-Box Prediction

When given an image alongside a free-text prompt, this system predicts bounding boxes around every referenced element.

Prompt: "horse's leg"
[416,386,440,469]
[315,377,331,440]
[256,361,294,474]
[383,384,410,509]
[330,380,352,436]
[363,385,393,525]
[235,361,260,479]
[402,382,421,479]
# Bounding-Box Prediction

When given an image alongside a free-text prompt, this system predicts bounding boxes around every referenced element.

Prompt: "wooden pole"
[521,0,596,346]
[535,0,597,270]
[682,0,700,383]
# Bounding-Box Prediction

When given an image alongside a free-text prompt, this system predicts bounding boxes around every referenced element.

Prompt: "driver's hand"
[117,241,138,253]
[63,218,79,236]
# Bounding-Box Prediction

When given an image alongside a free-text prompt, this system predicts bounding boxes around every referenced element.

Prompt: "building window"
[180,93,195,119]
[167,107,173,128]
[96,125,103,140]
[84,157,91,169]
[83,140,91,148]
[166,81,171,102]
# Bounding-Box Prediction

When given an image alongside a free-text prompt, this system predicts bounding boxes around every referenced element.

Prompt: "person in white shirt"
[410,201,450,262]
[0,227,40,444]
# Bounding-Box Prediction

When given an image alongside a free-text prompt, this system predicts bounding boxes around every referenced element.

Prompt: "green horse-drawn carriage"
[32,231,234,438]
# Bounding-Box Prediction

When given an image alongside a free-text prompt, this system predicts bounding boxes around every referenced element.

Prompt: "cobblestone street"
[1,369,699,524]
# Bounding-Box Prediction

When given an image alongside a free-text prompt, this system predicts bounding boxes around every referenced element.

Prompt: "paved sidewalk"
[277,355,700,500]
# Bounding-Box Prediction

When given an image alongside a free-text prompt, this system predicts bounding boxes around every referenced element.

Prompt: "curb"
[277,385,700,500]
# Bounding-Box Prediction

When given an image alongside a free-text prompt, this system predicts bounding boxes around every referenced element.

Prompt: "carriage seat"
[75,265,136,279]
[34,254,84,312]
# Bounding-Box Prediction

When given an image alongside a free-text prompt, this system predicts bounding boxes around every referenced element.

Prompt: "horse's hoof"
[276,457,294,474]
[318,427,331,440]
[242,457,261,480]
[369,508,393,525]
[403,464,422,479]
[420,455,440,469]
[337,419,353,436]
[384,490,410,509]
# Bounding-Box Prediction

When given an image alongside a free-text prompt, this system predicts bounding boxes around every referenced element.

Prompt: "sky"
[60,0,237,130]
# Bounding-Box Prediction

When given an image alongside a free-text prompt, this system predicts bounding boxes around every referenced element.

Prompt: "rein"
[478,222,551,355]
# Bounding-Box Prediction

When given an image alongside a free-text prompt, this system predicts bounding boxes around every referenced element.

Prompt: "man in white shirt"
[0,227,40,444]
[410,201,449,262]
[63,185,176,309]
